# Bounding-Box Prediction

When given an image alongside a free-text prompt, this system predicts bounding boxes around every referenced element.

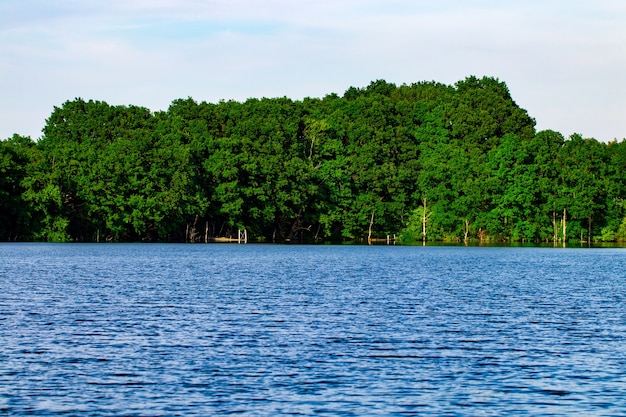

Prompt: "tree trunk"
[187,214,199,242]
[287,211,309,241]
[562,208,567,247]
[464,219,470,244]
[368,211,375,244]
[422,198,427,244]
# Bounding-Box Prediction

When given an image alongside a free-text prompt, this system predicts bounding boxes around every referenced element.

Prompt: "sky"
[1,0,625,142]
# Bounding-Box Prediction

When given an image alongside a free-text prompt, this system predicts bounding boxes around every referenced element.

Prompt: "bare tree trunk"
[422,198,427,244]
[464,219,470,245]
[562,208,567,247]
[287,211,309,241]
[185,214,199,242]
[552,210,557,244]
[368,211,375,244]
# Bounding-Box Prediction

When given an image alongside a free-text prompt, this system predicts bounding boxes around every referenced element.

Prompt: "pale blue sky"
[1,0,625,142]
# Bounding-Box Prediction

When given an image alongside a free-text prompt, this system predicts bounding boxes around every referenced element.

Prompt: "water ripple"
[1,244,625,415]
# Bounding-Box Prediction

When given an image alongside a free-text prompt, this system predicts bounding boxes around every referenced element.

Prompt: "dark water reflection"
[1,243,625,415]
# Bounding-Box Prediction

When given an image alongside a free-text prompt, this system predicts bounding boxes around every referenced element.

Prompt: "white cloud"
[1,0,625,141]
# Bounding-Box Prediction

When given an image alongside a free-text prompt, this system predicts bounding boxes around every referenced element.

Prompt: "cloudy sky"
[1,0,625,142]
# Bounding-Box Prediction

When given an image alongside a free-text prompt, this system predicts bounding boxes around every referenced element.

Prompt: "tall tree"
[0,135,38,240]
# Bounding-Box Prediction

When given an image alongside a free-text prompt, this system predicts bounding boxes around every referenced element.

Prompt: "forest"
[1,76,626,243]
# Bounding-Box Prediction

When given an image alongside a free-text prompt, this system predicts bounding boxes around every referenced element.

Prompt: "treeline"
[1,76,625,243]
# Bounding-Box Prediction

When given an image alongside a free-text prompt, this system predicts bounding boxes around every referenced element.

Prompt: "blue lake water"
[1,243,625,416]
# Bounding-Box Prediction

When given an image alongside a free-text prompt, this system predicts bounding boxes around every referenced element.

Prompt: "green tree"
[0,135,38,240]
[9,76,621,244]
[556,134,611,242]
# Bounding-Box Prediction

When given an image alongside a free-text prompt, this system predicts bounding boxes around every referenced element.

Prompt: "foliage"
[1,77,625,242]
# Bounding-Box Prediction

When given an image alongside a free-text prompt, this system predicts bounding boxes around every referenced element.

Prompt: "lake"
[1,243,625,415]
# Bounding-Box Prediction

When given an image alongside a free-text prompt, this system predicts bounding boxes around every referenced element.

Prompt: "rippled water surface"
[1,243,626,415]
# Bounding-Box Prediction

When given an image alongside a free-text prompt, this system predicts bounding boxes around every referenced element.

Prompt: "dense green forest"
[2,76,626,243]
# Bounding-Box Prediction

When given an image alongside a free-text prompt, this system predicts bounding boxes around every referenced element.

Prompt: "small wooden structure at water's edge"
[207,229,248,243]
[238,229,248,244]
[367,234,396,245]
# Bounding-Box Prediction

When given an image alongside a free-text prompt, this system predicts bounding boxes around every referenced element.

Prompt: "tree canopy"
[2,76,625,243]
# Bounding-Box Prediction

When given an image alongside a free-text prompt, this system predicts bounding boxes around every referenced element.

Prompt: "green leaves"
[2,77,624,243]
